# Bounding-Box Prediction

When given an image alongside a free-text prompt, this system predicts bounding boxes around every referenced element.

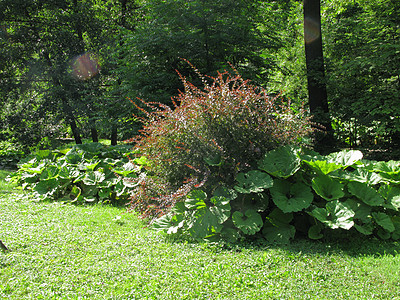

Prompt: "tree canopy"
[1,0,399,153]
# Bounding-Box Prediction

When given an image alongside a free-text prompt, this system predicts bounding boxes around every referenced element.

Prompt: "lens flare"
[304,17,320,44]
[70,52,100,80]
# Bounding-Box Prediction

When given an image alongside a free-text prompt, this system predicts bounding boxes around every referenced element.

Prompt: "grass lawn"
[1,171,400,299]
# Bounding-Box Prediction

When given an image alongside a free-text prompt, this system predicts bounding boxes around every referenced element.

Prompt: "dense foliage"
[154,146,400,242]
[7,143,147,205]
[127,67,313,219]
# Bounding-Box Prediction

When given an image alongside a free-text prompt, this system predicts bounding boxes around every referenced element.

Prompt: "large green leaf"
[234,170,273,194]
[371,160,400,174]
[270,180,314,213]
[59,166,80,179]
[391,216,400,240]
[302,160,342,175]
[354,221,374,235]
[343,198,371,222]
[152,213,185,234]
[258,145,301,179]
[213,186,237,202]
[39,165,60,180]
[74,142,105,155]
[64,149,84,165]
[326,150,363,166]
[312,175,345,201]
[378,185,400,211]
[372,212,395,233]
[33,178,59,195]
[204,152,223,167]
[308,224,324,240]
[309,200,355,230]
[185,190,207,210]
[239,192,269,212]
[348,182,385,206]
[82,171,106,186]
[265,208,293,227]
[332,168,382,185]
[185,189,231,239]
[263,224,295,244]
[232,209,263,235]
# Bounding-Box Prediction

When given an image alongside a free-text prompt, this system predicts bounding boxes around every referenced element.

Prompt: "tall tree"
[117,0,281,105]
[303,0,333,149]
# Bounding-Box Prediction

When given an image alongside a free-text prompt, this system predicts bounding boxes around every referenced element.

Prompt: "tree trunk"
[111,126,118,146]
[70,119,82,144]
[303,0,334,151]
[91,127,99,143]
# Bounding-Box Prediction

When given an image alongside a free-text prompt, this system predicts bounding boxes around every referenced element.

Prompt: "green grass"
[0,170,17,193]
[1,172,400,299]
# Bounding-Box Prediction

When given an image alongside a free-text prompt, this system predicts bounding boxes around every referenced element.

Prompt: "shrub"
[154,146,400,242]
[7,143,147,205]
[127,65,314,218]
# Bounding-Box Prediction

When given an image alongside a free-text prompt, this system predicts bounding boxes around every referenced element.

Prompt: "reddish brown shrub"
[127,65,314,218]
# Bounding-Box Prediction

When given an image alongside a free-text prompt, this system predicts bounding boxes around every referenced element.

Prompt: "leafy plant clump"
[7,143,147,205]
[154,146,400,243]
[127,65,313,218]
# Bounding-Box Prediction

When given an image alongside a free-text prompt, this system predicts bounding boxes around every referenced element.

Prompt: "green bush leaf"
[354,221,374,235]
[263,224,296,244]
[308,224,324,240]
[232,209,263,235]
[379,185,400,211]
[59,166,80,179]
[333,168,382,185]
[239,192,269,212]
[312,175,345,201]
[82,171,106,186]
[310,200,355,230]
[371,160,400,174]
[372,212,395,232]
[258,145,301,179]
[343,198,371,222]
[234,170,273,194]
[391,216,400,240]
[39,165,59,180]
[265,208,293,227]
[270,180,314,213]
[302,159,342,175]
[64,149,83,164]
[213,186,237,202]
[152,213,185,234]
[348,182,385,206]
[185,190,207,210]
[326,150,363,166]
[33,178,59,195]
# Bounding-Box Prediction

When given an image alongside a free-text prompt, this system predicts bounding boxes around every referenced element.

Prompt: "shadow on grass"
[161,228,400,259]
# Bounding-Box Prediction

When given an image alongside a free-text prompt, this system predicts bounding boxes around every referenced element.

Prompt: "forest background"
[0,0,399,161]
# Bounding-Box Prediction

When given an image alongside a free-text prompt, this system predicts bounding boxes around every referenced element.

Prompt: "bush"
[154,146,400,242]
[7,143,147,205]
[127,66,313,218]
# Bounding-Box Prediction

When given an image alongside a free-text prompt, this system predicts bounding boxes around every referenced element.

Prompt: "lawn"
[1,171,400,299]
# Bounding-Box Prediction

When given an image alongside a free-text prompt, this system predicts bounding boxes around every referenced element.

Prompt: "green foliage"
[117,0,280,105]
[7,143,146,205]
[323,0,400,146]
[154,146,400,243]
[0,140,25,169]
